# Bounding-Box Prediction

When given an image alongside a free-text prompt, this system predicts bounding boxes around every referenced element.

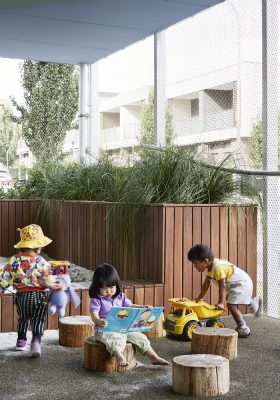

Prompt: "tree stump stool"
[84,336,136,372]
[145,313,166,339]
[172,354,230,396]
[191,327,238,360]
[59,315,94,347]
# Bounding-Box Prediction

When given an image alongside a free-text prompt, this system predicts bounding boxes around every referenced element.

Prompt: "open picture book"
[99,306,164,333]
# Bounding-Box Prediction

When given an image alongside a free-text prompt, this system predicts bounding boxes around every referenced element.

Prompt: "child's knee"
[128,333,150,354]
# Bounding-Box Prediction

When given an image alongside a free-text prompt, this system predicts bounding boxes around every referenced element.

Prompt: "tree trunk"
[191,327,238,360]
[172,354,230,396]
[59,315,94,347]
[83,336,136,372]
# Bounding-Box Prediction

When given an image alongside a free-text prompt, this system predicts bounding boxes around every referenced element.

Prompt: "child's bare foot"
[145,348,170,365]
[114,351,128,367]
[150,356,170,365]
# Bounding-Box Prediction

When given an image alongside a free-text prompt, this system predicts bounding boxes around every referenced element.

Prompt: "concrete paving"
[0,315,279,400]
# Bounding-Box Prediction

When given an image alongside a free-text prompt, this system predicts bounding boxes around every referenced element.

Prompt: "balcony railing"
[204,109,234,131]
[101,123,141,146]
[123,123,141,140]
[101,127,121,145]
[173,115,200,136]
[173,109,234,137]
[101,110,234,146]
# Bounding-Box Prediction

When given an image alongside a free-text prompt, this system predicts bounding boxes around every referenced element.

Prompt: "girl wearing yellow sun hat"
[0,224,64,358]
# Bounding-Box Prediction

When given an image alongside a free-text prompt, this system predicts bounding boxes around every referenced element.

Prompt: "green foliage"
[141,91,155,145]
[3,148,260,247]
[0,105,19,166]
[5,147,259,206]
[12,61,78,166]
[248,117,280,169]
[136,147,238,205]
[140,91,174,148]
[165,101,174,147]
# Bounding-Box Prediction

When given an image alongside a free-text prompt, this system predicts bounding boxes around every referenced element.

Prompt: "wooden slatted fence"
[0,200,257,332]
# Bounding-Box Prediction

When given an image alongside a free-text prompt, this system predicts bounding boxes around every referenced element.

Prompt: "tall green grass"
[2,148,260,246]
[5,148,259,204]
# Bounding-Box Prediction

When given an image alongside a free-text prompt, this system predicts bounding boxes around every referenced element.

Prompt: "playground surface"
[1,315,279,400]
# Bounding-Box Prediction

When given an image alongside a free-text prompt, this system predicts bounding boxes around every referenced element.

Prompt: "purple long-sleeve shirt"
[89,292,132,330]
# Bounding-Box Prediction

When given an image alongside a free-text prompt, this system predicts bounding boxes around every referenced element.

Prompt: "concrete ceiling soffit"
[0,0,86,10]
[0,0,224,64]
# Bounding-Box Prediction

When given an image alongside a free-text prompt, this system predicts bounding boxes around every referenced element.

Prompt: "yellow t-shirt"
[206,258,234,282]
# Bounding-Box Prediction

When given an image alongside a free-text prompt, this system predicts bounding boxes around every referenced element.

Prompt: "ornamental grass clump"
[134,147,237,205]
[4,147,259,206]
[2,148,260,246]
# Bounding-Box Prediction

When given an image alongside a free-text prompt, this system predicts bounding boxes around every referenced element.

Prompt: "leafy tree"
[12,61,78,165]
[140,91,174,147]
[248,117,280,169]
[0,105,19,167]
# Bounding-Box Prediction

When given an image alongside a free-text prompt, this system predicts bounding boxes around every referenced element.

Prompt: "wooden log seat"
[83,336,136,372]
[59,315,94,347]
[145,312,166,339]
[172,354,230,396]
[191,327,238,360]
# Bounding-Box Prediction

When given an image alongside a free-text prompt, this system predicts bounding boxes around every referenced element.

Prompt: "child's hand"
[195,298,203,303]
[98,318,108,327]
[144,304,153,309]
[215,303,226,310]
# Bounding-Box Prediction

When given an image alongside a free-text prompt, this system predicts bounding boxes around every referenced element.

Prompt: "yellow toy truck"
[164,297,225,340]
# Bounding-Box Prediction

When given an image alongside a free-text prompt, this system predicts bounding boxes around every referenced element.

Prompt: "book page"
[99,307,142,333]
[128,307,164,332]
[99,306,164,333]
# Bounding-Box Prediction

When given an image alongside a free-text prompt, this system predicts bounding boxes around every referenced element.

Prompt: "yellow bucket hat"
[14,224,52,249]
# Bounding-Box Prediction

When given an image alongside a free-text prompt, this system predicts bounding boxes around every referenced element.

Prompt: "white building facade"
[97,0,263,166]
[17,0,265,168]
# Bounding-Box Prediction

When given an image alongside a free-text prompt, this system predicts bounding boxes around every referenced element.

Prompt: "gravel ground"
[0,315,279,400]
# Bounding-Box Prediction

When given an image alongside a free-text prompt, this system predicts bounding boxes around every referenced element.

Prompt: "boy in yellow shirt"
[188,243,261,338]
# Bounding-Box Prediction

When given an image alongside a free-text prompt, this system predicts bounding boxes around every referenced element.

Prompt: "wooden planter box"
[0,200,257,332]
[0,281,164,333]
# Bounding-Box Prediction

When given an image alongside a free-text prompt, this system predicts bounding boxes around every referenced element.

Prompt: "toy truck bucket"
[168,298,224,319]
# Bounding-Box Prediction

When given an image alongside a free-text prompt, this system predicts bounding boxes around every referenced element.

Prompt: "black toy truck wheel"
[206,318,225,328]
[183,321,200,340]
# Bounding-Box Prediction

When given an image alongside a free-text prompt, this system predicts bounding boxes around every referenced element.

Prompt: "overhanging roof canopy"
[0,0,223,64]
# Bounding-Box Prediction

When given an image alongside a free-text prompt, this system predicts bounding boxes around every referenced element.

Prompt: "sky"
[0,58,23,105]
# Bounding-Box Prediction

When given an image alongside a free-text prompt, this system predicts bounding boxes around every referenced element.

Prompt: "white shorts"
[226,275,253,305]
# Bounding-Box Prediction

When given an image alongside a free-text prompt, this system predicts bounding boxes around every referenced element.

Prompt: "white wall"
[240,63,262,137]
[166,2,239,88]
[120,105,141,126]
[98,0,263,143]
[101,113,120,130]
[120,105,142,140]
[98,37,154,93]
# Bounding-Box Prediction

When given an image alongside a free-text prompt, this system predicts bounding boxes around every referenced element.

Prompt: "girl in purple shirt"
[89,263,169,367]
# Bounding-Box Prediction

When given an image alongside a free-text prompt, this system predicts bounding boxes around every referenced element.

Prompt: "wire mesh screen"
[166,0,278,317]
[261,177,280,317]
[167,0,262,169]
[260,0,279,318]
[3,0,280,318]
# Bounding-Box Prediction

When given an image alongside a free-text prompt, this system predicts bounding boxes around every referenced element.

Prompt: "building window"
[204,89,234,131]
[205,89,233,111]
[191,99,199,117]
